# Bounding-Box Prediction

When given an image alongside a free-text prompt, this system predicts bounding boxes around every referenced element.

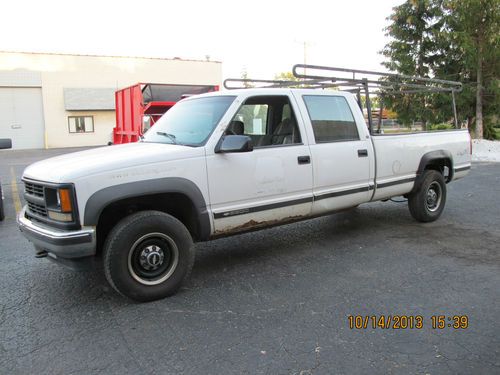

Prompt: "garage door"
[0,87,45,149]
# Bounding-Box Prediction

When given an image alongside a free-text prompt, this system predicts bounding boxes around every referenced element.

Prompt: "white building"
[0,51,222,149]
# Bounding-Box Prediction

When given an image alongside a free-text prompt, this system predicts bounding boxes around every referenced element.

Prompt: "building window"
[68,116,94,133]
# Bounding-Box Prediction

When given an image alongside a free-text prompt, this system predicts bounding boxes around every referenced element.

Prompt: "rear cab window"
[303,95,359,143]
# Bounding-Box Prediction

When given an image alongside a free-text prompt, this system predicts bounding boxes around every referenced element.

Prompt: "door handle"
[358,149,368,157]
[297,155,311,164]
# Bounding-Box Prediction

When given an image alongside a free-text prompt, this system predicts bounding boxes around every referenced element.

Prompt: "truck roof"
[191,88,355,99]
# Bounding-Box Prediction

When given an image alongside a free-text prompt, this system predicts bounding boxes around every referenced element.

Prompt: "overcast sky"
[0,0,404,79]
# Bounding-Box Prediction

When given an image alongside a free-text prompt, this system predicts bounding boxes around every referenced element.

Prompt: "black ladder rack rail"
[223,78,338,90]
[223,64,463,134]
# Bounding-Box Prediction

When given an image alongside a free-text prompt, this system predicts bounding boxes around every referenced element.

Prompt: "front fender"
[83,177,211,240]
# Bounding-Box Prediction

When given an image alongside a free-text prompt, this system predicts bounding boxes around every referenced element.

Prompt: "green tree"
[240,68,254,88]
[274,72,299,81]
[443,0,500,138]
[381,0,445,130]
[381,0,500,138]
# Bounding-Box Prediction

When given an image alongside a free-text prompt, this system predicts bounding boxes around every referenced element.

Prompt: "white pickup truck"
[18,87,471,301]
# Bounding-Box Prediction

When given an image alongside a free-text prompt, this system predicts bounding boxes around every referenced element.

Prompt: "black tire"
[103,210,194,302]
[0,184,5,221]
[408,170,447,222]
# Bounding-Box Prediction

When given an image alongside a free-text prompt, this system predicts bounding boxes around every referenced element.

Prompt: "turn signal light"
[59,188,72,213]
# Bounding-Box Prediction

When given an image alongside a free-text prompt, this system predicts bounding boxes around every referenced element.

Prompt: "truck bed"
[370,130,471,201]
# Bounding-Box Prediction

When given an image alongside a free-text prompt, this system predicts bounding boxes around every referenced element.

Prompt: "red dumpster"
[113,83,219,144]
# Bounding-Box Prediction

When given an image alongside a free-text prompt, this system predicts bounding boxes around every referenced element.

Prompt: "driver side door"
[205,95,313,235]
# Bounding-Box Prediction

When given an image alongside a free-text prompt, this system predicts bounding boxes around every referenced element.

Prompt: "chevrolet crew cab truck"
[17,67,471,302]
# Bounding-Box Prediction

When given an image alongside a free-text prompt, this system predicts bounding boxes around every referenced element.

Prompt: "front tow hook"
[35,250,48,258]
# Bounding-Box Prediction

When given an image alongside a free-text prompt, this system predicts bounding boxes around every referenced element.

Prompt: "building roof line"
[0,50,221,64]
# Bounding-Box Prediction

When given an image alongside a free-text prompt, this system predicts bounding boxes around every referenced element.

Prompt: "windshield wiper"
[156,131,177,144]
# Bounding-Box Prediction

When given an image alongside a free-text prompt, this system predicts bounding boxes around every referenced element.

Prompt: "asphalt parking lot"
[1,148,499,375]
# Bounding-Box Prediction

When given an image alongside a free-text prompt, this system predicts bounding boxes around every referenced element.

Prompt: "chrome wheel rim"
[426,182,442,212]
[128,233,179,286]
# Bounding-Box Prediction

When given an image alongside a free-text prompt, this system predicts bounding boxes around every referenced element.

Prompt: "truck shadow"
[189,204,411,283]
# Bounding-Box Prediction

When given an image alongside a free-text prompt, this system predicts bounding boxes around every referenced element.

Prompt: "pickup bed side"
[370,130,471,201]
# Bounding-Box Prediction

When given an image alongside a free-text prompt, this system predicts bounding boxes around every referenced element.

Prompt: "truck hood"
[23,142,200,183]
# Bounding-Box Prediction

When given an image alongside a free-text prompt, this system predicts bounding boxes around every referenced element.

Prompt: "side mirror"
[0,139,12,150]
[215,135,253,153]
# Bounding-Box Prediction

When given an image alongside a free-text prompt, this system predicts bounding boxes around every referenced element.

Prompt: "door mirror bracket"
[215,135,253,153]
[0,139,12,150]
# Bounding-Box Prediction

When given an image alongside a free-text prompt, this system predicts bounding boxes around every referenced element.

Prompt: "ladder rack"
[223,64,463,134]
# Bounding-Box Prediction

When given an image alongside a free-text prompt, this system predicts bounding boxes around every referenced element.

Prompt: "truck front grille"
[24,181,47,218]
[24,182,44,197]
[27,202,48,217]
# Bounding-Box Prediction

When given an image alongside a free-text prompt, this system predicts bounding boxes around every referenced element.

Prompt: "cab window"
[226,96,301,147]
[303,95,359,142]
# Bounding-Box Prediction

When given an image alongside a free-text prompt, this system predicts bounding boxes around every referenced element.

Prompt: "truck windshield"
[142,96,236,146]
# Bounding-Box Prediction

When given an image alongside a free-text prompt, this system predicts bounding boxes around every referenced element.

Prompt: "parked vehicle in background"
[112,83,219,144]
[17,65,471,302]
[0,138,12,221]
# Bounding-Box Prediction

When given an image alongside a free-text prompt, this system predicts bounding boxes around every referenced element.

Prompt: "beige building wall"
[0,52,222,148]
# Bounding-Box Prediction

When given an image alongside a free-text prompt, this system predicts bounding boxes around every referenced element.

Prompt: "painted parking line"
[10,167,22,215]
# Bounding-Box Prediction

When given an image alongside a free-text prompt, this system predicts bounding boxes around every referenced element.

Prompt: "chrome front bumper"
[17,207,96,259]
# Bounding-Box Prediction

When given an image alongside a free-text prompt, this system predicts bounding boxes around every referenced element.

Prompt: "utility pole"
[294,40,313,77]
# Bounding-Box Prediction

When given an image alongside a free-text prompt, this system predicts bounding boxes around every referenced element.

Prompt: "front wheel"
[103,211,195,302]
[408,170,447,222]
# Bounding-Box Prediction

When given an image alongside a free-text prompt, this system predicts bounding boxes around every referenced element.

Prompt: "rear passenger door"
[206,94,313,234]
[296,94,373,215]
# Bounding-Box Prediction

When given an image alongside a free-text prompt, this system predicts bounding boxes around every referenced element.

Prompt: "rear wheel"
[103,210,194,302]
[408,170,446,222]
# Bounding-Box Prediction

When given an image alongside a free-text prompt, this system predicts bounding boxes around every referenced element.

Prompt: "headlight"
[45,187,74,222]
